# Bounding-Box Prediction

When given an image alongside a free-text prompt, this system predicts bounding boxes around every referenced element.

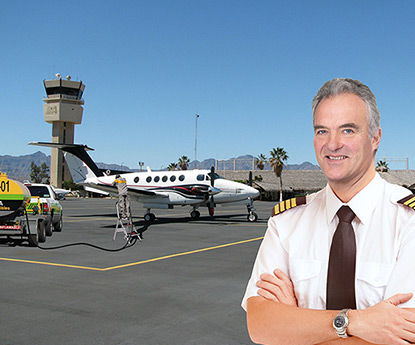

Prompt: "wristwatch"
[333,308,351,338]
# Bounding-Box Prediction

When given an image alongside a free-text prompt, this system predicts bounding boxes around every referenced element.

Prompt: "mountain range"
[0,151,320,182]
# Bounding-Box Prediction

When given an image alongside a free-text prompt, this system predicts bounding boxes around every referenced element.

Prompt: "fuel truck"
[0,171,44,246]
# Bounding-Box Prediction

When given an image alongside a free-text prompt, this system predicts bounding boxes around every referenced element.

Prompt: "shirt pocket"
[289,259,322,309]
[356,262,394,309]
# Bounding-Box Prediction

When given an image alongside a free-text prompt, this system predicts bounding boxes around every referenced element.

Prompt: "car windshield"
[27,186,51,198]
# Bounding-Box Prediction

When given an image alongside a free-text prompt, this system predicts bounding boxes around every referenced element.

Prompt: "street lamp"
[195,114,200,169]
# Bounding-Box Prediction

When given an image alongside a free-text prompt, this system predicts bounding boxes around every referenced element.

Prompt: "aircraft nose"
[246,185,260,198]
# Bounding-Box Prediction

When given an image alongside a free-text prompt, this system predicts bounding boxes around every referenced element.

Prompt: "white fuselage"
[86,169,259,209]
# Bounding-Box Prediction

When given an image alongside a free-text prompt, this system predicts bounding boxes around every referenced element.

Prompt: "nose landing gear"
[247,198,258,222]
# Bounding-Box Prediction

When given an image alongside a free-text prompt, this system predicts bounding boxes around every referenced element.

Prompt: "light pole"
[195,114,199,169]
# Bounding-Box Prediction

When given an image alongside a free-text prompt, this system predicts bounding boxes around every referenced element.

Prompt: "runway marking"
[0,236,264,271]
[0,257,105,271]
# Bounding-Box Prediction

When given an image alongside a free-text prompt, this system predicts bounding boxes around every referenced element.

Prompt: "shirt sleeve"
[384,216,415,308]
[241,216,289,310]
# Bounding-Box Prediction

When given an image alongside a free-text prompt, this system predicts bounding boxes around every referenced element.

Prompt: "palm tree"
[167,163,178,171]
[178,156,190,170]
[376,160,389,172]
[268,147,289,202]
[255,154,267,170]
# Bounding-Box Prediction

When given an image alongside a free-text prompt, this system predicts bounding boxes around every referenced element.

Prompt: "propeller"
[208,166,215,216]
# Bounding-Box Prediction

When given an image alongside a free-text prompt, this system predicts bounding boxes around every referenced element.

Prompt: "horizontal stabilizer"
[29,141,103,177]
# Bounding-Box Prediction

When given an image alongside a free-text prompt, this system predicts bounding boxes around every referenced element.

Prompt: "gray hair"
[312,78,380,138]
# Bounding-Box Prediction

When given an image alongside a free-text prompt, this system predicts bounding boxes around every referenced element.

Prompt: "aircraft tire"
[247,212,258,222]
[190,210,200,219]
[144,213,155,222]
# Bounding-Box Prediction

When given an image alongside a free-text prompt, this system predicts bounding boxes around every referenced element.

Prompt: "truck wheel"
[54,215,63,232]
[45,216,53,236]
[37,219,46,243]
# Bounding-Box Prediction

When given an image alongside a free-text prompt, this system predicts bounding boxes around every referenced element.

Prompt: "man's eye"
[316,130,327,135]
[344,129,354,134]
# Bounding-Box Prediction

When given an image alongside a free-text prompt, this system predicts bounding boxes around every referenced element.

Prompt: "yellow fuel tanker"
[0,172,43,246]
[0,171,31,217]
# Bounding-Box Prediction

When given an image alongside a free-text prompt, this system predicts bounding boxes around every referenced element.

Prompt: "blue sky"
[1,1,415,170]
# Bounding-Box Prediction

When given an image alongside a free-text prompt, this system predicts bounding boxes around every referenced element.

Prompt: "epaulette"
[271,196,307,217]
[397,194,415,210]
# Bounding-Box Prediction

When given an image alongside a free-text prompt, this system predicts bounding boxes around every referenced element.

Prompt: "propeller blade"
[210,166,215,187]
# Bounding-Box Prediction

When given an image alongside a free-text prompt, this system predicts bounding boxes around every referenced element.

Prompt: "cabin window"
[179,175,185,181]
[170,175,176,182]
[146,176,152,183]
[154,176,160,183]
[197,174,204,181]
[162,176,168,182]
[134,176,139,183]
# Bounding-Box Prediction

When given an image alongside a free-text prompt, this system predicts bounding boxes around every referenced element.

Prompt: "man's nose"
[326,132,343,151]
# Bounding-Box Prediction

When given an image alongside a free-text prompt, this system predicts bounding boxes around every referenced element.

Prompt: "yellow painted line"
[0,257,105,271]
[102,236,264,271]
[0,236,264,271]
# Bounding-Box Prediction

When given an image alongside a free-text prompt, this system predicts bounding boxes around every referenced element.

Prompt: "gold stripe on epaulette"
[272,196,307,217]
[398,194,415,211]
[404,196,415,206]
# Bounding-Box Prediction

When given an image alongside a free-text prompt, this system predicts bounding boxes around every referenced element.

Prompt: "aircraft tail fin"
[29,142,104,183]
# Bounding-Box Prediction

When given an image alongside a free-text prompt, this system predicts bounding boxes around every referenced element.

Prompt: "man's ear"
[372,127,382,152]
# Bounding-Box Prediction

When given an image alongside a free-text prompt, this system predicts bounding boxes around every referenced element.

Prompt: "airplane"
[52,187,72,199]
[29,142,260,222]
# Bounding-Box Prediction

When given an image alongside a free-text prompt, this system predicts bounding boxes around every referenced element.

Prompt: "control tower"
[43,76,85,187]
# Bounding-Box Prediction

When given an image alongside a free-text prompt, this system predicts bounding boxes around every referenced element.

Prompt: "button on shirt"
[242,173,415,310]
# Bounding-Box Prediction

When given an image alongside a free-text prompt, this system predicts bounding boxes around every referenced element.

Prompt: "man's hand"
[256,269,298,306]
[348,293,415,344]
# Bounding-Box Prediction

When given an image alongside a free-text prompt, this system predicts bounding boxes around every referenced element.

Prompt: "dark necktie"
[326,205,357,310]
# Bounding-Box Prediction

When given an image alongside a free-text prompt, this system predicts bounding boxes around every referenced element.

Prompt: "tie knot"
[337,206,355,224]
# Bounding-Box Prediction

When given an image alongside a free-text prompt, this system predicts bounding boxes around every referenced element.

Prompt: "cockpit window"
[207,172,222,180]
[197,174,204,181]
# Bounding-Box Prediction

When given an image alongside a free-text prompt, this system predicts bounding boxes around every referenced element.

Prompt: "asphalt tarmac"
[0,198,275,345]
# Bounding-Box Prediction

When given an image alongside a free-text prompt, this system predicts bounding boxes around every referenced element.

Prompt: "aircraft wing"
[83,183,168,199]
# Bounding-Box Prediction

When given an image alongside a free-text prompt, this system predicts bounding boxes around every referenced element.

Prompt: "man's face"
[313,93,381,191]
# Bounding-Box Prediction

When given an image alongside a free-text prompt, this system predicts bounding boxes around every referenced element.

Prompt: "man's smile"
[327,155,348,160]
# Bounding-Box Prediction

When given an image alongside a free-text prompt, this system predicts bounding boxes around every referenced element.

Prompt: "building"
[218,169,415,201]
[43,76,85,187]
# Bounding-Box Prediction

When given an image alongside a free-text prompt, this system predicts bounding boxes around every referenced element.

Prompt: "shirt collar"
[325,173,383,225]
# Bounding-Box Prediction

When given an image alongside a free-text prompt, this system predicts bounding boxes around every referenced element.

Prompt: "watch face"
[334,316,345,328]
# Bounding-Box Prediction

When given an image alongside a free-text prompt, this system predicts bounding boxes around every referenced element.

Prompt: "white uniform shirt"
[242,173,415,310]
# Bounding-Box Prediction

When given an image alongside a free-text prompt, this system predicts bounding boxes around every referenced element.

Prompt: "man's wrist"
[333,309,351,338]
[345,309,358,337]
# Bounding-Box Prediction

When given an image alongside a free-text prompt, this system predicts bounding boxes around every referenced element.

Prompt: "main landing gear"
[144,209,156,222]
[190,209,200,219]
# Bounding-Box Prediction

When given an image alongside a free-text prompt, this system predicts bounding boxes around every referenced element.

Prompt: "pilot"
[242,78,415,344]
[113,175,130,219]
